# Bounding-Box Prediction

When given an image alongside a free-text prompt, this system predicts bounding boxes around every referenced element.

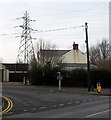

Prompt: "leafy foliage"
[29,62,111,88]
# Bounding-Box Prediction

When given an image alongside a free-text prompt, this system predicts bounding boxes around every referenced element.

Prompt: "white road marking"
[86,109,111,118]
[23,110,28,112]
[38,107,46,109]
[58,104,64,106]
[67,102,72,104]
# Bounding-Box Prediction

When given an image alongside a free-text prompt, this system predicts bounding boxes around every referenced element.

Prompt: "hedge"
[29,65,111,88]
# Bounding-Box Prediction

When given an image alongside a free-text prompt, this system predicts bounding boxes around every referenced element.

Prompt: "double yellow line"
[0,96,13,115]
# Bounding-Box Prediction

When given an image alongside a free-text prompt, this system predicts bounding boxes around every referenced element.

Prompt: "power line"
[0,33,20,36]
[0,25,84,37]
[34,25,84,33]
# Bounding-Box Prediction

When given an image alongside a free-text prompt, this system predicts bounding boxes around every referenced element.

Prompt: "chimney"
[73,42,78,50]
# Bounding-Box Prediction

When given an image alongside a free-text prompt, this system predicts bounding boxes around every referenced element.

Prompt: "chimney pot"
[73,42,78,50]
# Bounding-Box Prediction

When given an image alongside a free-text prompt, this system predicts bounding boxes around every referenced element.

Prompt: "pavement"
[2,82,111,96]
[48,86,110,96]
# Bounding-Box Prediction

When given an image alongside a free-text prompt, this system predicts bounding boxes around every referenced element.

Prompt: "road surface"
[2,84,110,119]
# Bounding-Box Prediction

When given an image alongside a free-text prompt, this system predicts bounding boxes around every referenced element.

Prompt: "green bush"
[29,63,111,88]
[90,69,111,88]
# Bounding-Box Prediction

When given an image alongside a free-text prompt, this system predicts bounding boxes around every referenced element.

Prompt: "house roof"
[40,49,70,57]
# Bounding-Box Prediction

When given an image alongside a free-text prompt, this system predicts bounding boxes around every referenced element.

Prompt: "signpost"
[57,72,63,91]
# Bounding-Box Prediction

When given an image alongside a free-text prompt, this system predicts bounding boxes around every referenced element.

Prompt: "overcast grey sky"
[0,0,109,63]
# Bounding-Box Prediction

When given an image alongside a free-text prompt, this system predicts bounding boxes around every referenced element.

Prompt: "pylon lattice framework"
[17,11,35,63]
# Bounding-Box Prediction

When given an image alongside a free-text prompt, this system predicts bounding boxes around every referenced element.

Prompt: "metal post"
[17,11,35,63]
[57,72,63,91]
[85,22,91,92]
[59,80,61,91]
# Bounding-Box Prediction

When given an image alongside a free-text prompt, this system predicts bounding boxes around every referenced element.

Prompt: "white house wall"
[3,68,9,82]
[62,50,87,64]
[0,64,9,82]
[6,69,9,82]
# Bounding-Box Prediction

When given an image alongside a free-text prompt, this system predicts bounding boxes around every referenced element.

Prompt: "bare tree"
[90,39,110,69]
[90,46,98,64]
[35,38,62,67]
[36,38,57,51]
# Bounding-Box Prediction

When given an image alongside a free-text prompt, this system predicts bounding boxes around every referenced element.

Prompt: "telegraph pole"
[85,22,91,92]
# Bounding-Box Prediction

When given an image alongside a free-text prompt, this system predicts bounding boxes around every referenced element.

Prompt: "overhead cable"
[34,25,84,33]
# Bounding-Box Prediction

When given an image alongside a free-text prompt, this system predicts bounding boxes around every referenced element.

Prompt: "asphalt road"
[2,84,110,119]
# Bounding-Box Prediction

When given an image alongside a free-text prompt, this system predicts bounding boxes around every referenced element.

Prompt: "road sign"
[97,82,102,93]
[57,73,63,91]
[57,75,63,81]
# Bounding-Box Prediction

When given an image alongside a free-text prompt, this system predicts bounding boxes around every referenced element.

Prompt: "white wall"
[2,65,9,82]
[62,50,87,64]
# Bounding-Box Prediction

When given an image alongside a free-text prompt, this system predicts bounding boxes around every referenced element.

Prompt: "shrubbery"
[29,63,111,88]
[90,69,111,88]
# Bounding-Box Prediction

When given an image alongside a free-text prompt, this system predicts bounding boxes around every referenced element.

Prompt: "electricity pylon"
[17,11,35,64]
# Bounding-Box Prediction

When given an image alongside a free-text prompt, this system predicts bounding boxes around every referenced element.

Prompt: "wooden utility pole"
[85,22,91,92]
